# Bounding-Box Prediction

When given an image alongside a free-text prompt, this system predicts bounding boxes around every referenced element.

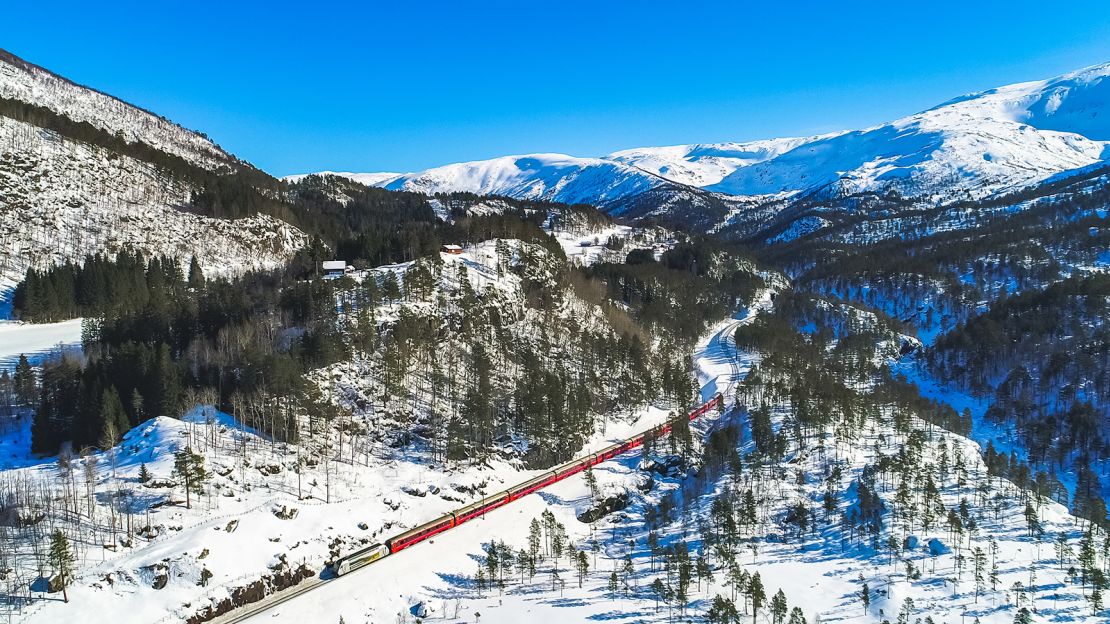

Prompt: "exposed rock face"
[185,563,316,624]
[642,455,692,479]
[577,492,631,524]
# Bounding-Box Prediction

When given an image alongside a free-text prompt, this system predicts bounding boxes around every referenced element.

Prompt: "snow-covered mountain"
[283,170,402,187]
[0,49,306,287]
[609,135,842,189]
[0,49,238,172]
[379,153,671,206]
[298,61,1110,229]
[705,62,1110,201]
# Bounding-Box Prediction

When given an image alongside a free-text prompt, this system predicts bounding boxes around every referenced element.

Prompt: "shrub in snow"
[928,538,950,556]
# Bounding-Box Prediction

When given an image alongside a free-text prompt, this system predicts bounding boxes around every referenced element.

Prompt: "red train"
[332,393,724,575]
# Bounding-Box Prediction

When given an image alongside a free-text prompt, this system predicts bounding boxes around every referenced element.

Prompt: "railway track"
[211,393,725,624]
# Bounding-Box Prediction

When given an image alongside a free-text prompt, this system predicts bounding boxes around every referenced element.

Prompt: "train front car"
[332,543,389,576]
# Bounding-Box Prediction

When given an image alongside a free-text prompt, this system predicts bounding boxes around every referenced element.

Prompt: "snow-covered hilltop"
[0,49,237,172]
[382,153,671,207]
[0,48,306,288]
[296,60,1110,225]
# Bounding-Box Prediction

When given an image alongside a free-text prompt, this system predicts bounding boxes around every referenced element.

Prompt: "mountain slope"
[0,49,306,286]
[0,49,238,172]
[708,62,1110,201]
[379,153,671,207]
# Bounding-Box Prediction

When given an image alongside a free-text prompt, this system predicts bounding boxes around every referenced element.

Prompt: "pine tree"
[1079,528,1097,587]
[187,256,206,290]
[173,446,208,509]
[515,548,530,583]
[13,354,36,406]
[897,597,915,624]
[575,549,589,587]
[48,529,76,603]
[138,462,152,484]
[973,546,987,602]
[989,536,1000,591]
[696,556,714,592]
[860,581,870,613]
[528,518,542,563]
[770,588,788,624]
[381,272,401,307]
[584,465,600,503]
[130,389,145,425]
[98,386,129,450]
[706,594,739,624]
[748,572,766,623]
[153,344,182,417]
[651,577,669,614]
[788,606,807,624]
[1055,532,1073,571]
[622,553,634,590]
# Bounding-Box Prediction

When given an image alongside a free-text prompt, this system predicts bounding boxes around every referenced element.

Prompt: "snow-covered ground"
[5,269,1104,624]
[11,395,684,624]
[236,285,1108,624]
[546,223,673,267]
[694,289,773,403]
[234,292,774,624]
[7,236,716,624]
[0,318,83,370]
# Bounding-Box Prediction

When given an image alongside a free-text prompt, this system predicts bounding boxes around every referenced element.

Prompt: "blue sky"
[4,1,1110,176]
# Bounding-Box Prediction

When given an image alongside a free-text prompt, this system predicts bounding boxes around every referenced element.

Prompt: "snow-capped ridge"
[381,152,671,206]
[282,171,403,187]
[0,48,237,171]
[292,59,1110,221]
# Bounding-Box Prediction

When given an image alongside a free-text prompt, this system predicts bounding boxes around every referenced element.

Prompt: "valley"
[0,40,1108,624]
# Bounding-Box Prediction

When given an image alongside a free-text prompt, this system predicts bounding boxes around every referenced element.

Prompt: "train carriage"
[508,469,560,500]
[453,490,511,526]
[594,441,625,463]
[336,392,726,570]
[386,514,455,553]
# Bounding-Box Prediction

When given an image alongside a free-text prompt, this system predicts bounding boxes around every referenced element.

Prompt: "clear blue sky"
[4,1,1110,176]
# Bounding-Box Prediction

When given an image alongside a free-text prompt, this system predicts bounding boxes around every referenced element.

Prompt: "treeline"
[583,241,765,343]
[12,251,201,322]
[283,175,596,277]
[20,250,355,454]
[0,95,236,175]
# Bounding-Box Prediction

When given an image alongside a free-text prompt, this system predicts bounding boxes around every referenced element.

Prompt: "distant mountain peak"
[291,59,1110,219]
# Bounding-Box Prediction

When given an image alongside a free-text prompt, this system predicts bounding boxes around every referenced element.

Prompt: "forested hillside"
[751,160,1110,525]
[927,275,1110,519]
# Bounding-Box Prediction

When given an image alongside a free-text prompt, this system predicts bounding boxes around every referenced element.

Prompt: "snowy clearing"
[0,318,83,370]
